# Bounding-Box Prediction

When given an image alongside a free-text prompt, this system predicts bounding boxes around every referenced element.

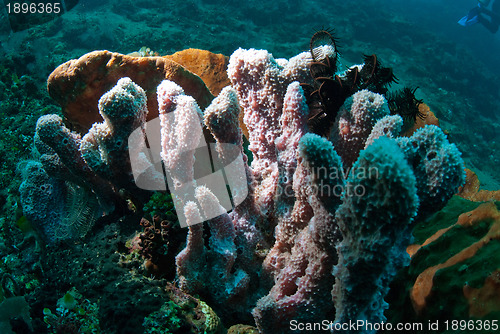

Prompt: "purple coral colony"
[11,28,467,334]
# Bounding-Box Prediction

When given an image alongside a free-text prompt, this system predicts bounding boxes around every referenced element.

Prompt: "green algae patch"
[409,219,492,277]
[386,198,500,331]
[436,238,500,290]
[412,196,481,244]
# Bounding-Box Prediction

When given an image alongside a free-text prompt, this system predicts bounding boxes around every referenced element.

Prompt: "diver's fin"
[458,6,481,26]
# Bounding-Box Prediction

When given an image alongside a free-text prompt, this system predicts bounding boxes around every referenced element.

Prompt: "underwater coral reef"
[1,0,500,333]
[1,22,488,333]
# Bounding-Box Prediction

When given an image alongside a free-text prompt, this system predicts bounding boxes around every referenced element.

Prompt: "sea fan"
[53,182,102,241]
[18,161,102,244]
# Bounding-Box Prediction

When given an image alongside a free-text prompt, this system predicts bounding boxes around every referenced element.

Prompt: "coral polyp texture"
[19,41,468,333]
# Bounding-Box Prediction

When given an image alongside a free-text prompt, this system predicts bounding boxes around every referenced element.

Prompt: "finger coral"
[331,89,390,169]
[227,48,316,214]
[333,137,419,330]
[24,39,467,333]
[80,77,151,201]
[397,125,466,221]
[34,114,118,212]
[37,77,157,211]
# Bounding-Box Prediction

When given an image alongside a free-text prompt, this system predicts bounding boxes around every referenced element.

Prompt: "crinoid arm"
[387,86,425,124]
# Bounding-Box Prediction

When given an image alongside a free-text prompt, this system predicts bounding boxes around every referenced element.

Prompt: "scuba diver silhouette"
[459,0,500,33]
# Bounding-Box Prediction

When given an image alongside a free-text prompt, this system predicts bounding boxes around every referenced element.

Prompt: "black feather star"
[387,87,426,124]
[301,29,399,137]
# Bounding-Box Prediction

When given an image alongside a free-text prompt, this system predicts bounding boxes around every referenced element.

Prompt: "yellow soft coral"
[199,300,223,334]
